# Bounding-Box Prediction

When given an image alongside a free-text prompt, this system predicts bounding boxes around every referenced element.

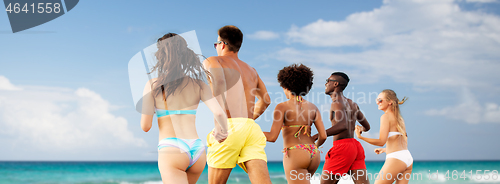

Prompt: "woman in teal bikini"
[264,64,327,184]
[140,33,228,184]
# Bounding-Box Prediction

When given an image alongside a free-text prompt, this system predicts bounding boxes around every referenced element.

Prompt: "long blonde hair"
[382,89,408,144]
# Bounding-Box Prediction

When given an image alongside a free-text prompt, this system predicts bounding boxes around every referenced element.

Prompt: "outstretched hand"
[355,125,363,138]
[374,148,386,154]
[213,127,228,143]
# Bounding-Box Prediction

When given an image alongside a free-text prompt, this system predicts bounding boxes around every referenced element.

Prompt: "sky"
[1,0,500,161]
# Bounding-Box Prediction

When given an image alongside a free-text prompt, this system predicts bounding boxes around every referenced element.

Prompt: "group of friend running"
[139,25,413,184]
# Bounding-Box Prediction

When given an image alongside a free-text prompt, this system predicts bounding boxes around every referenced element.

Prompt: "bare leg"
[283,150,320,184]
[244,159,272,184]
[374,158,407,184]
[307,152,322,175]
[320,170,340,184]
[158,147,190,184]
[351,169,370,184]
[395,164,413,184]
[186,152,207,184]
[287,168,312,184]
[208,167,232,184]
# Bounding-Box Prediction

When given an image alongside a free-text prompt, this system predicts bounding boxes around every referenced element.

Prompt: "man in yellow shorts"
[203,25,272,184]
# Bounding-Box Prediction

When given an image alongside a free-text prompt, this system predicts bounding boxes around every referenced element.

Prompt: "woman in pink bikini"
[356,89,413,184]
[264,64,327,184]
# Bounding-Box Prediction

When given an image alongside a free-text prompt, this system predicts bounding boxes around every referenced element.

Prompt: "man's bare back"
[203,55,257,118]
[331,96,364,141]
[203,55,269,120]
[318,74,370,140]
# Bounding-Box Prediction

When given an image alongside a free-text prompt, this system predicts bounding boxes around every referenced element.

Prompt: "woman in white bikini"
[355,89,412,184]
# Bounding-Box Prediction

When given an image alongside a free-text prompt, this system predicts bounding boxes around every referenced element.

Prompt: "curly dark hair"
[277,64,314,96]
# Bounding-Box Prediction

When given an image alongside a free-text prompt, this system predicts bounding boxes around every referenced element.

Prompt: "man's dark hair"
[277,64,314,96]
[218,25,243,52]
[331,72,349,91]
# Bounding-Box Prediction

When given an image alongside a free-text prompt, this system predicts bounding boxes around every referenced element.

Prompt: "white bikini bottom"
[386,150,413,168]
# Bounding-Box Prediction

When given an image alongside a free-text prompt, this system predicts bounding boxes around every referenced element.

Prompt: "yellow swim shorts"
[206,118,267,172]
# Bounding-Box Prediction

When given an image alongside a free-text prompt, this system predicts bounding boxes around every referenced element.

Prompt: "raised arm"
[140,79,156,132]
[313,108,327,147]
[200,81,228,143]
[356,114,390,147]
[263,103,284,142]
[203,57,228,112]
[252,71,271,120]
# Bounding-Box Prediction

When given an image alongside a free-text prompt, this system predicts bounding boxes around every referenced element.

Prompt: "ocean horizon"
[1,160,499,184]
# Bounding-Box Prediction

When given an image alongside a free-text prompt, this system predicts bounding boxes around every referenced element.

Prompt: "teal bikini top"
[156,86,196,118]
[156,109,196,117]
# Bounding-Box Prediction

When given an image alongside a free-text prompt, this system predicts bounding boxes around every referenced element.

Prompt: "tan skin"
[312,75,371,184]
[263,88,327,184]
[355,92,413,184]
[202,36,272,184]
[140,77,228,184]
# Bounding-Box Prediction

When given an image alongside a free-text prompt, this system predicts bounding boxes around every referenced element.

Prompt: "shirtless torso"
[203,55,268,119]
[319,74,371,184]
[203,32,271,184]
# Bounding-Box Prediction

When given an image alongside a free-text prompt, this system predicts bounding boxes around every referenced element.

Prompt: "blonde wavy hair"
[382,89,408,145]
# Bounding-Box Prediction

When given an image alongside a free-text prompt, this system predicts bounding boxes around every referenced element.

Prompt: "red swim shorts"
[323,138,366,175]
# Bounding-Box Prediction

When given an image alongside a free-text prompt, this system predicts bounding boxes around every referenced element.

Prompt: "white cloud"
[248,30,280,40]
[0,77,147,157]
[272,0,500,91]
[425,88,500,123]
[466,0,498,3]
[0,76,22,91]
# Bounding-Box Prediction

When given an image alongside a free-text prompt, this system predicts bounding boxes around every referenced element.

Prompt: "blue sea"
[0,161,499,184]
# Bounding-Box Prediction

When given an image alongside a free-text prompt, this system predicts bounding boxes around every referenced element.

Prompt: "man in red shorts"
[313,72,371,184]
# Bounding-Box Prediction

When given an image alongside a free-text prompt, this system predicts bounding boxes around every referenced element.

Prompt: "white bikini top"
[388,131,402,138]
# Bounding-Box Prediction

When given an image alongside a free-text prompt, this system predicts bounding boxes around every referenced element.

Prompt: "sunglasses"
[326,79,338,83]
[213,41,227,48]
[376,98,384,103]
